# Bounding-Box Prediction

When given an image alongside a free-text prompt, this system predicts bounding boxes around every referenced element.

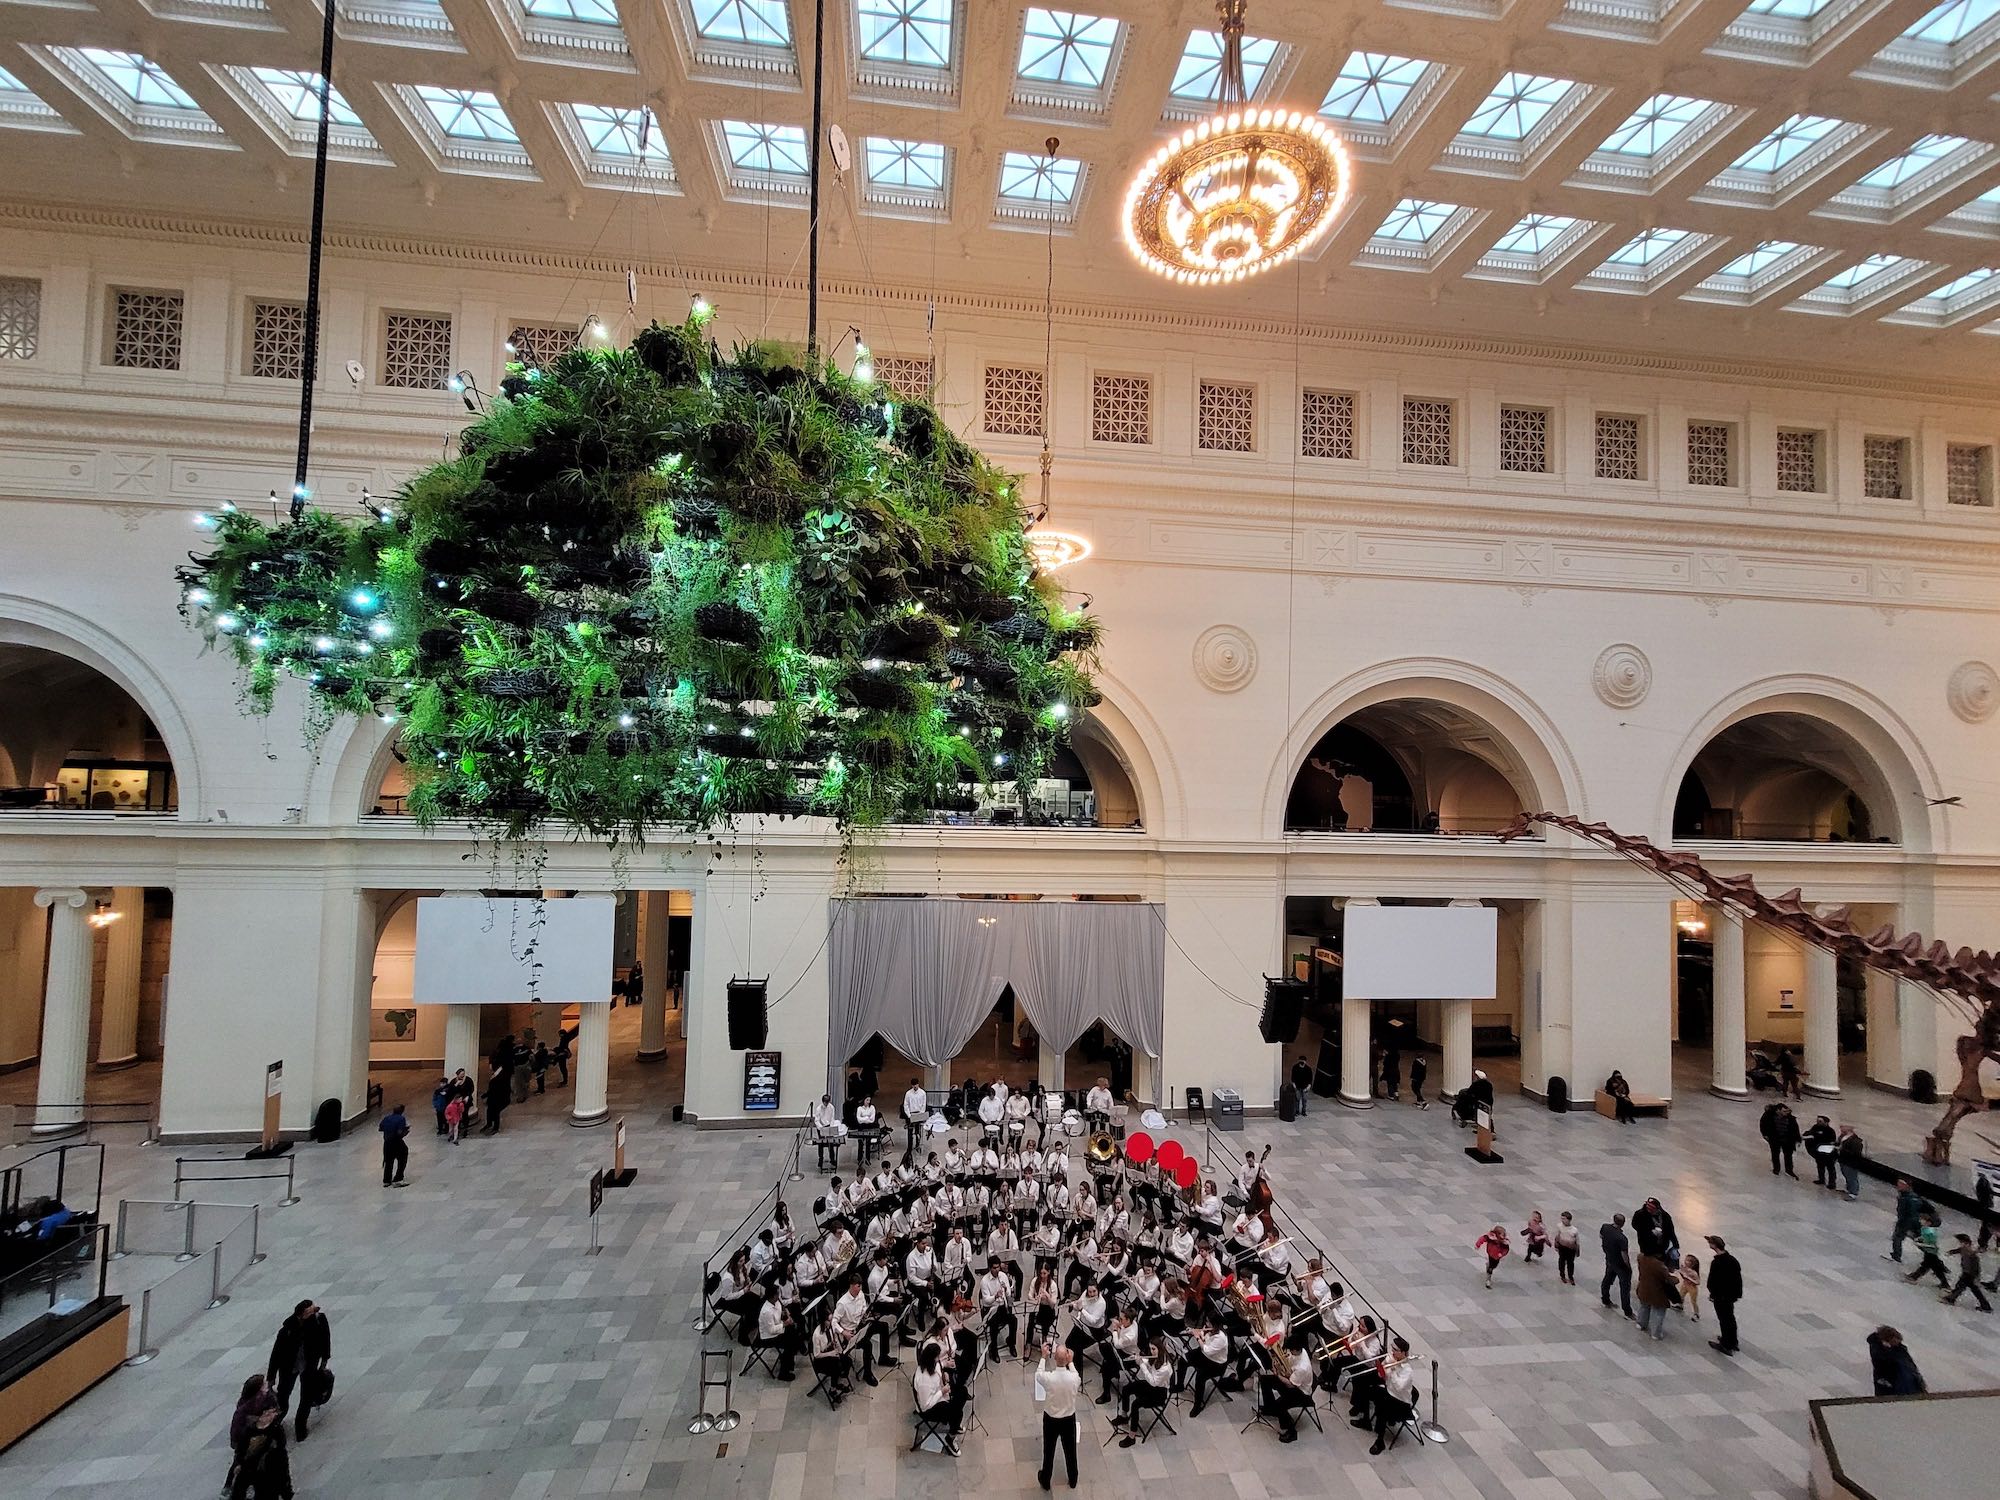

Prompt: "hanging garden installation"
[175,313,1101,846]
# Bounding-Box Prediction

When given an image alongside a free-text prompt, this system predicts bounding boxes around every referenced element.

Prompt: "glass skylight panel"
[998,149,1079,202]
[0,67,27,92]
[1320,52,1428,125]
[722,119,809,174]
[1492,214,1578,255]
[79,50,197,109]
[1375,199,1457,243]
[1857,134,1972,188]
[415,86,516,141]
[1170,28,1277,101]
[1598,94,1714,157]
[1901,0,2000,43]
[1717,240,1800,276]
[574,104,666,159]
[524,0,621,21]
[865,136,944,189]
[694,0,791,46]
[1605,228,1690,266]
[1823,253,1915,288]
[1743,0,1834,16]
[250,69,362,126]
[1018,9,1120,87]
[1926,267,1996,300]
[1461,73,1574,140]
[1730,114,1839,172]
[859,0,953,68]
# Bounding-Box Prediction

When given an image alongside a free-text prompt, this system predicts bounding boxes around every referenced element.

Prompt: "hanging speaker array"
[1259,975,1308,1044]
[726,977,769,1051]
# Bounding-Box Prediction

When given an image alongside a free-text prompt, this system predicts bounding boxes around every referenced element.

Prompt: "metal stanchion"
[1418,1358,1451,1444]
[689,1347,739,1434]
[110,1200,131,1260]
[787,1125,806,1183]
[280,1157,301,1207]
[249,1204,267,1265]
[124,1287,158,1366]
[206,1245,229,1309]
[174,1207,199,1263]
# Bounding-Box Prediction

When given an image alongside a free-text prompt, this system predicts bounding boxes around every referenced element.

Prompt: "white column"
[638,892,671,1062]
[0,889,49,1069]
[571,999,610,1125]
[1710,911,1749,1100]
[1338,999,1372,1107]
[33,889,92,1135]
[1804,909,1840,1098]
[94,887,144,1069]
[1442,999,1474,1100]
[444,1005,481,1080]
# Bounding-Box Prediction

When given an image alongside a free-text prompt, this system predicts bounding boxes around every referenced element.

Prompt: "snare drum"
[1062,1109,1085,1139]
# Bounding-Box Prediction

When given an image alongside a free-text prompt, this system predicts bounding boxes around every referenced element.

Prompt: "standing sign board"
[263,1061,283,1152]
[587,1168,604,1255]
[744,1051,781,1112]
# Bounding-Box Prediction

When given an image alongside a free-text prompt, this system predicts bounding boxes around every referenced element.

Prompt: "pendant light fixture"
[1023,135,1092,575]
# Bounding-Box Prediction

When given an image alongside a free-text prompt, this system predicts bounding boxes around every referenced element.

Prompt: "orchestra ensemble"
[703,1079,1425,1458]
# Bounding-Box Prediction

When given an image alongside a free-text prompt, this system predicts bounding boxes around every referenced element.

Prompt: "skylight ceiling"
[415,86,516,142]
[1924,267,1996,301]
[1376,199,1458,243]
[858,0,954,68]
[1598,95,1716,157]
[1017,8,1120,88]
[249,68,361,127]
[1461,73,1576,140]
[865,136,945,190]
[1744,0,1834,15]
[77,50,198,110]
[1729,114,1841,173]
[1169,27,1277,102]
[1605,228,1691,266]
[1491,215,1579,255]
[573,104,667,160]
[998,149,1078,203]
[523,0,620,21]
[695,0,791,46]
[722,119,808,174]
[1320,52,1429,125]
[1718,240,1802,277]
[1854,134,1974,189]
[1822,253,1918,288]
[1901,0,1999,44]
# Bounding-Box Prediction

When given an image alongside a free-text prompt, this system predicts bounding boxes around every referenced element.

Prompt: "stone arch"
[0,593,206,819]
[1660,678,1939,852]
[1071,671,1181,836]
[1264,659,1586,839]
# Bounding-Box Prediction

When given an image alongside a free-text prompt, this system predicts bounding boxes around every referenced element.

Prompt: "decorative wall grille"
[1401,397,1454,466]
[1301,389,1356,460]
[876,355,933,400]
[382,311,453,390]
[110,289,184,370]
[1196,379,1256,452]
[1498,404,1549,473]
[1092,373,1152,444]
[982,364,1044,436]
[1947,443,1993,507]
[1687,422,1733,487]
[249,299,307,381]
[0,277,40,361]
[507,322,578,371]
[1595,414,1642,481]
[1776,428,1821,493]
[1861,435,1907,500]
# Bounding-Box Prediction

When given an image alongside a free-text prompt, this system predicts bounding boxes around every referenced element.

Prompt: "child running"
[1475,1225,1511,1289]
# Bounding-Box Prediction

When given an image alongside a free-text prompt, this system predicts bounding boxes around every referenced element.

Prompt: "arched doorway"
[1673,712,1896,843]
[0,645,178,813]
[1284,698,1532,833]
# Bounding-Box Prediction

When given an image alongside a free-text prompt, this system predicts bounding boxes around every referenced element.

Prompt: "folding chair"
[1377,1387,1427,1452]
[909,1381,957,1455]
[1184,1088,1206,1126]
[742,1337,785,1379]
[1128,1389,1176,1444]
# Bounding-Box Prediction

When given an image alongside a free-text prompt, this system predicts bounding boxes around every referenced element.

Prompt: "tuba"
[1087,1132,1118,1165]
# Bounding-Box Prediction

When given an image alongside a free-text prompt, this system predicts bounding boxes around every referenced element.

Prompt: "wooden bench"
[1594,1089,1669,1120]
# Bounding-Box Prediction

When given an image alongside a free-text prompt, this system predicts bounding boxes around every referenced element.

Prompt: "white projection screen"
[1342,904,1498,1000]
[413,896,615,1005]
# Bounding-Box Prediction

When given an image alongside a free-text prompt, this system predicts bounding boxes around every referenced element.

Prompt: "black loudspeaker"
[1910,1068,1936,1104]
[1547,1075,1569,1113]
[1259,977,1307,1045]
[727,978,769,1050]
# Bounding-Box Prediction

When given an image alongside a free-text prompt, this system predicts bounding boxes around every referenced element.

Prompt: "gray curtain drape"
[827,898,1165,1100]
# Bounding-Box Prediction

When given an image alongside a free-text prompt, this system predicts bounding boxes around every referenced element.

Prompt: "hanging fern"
[175,314,1101,846]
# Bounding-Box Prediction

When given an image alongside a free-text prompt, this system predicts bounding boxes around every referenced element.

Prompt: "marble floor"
[2,1039,1993,1500]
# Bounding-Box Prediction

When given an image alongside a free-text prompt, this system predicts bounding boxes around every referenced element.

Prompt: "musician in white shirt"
[853,1096,878,1130]
[912,1344,962,1455]
[810,1317,853,1404]
[1033,1217,1063,1267]
[905,1241,938,1321]
[1066,1284,1109,1358]
[1196,1184,1226,1228]
[747,1230,776,1277]
[943,1140,966,1174]
[941,1226,972,1282]
[1034,1346,1084,1489]
[825,1224,858,1272]
[977,1088,1004,1132]
[1167,1223,1197,1265]
[1257,1235,1293,1287]
[1021,1144,1045,1176]
[902,1080,929,1147]
[753,1288,797,1380]
[1063,1233,1100,1298]
[1185,1320,1232,1416]
[1360,1336,1424,1456]
[832,1276,890,1381]
[1335,1316,1385,1418]
[1084,1078,1114,1122]
[1004,1089,1030,1143]
[794,1244,827,1296]
[978,1262,1019,1360]
[770,1203,798,1252]
[812,1094,843,1136]
[1113,1341,1174,1443]
[1098,1308,1140,1401]
[1129,1263,1162,1310]
[1027,1265,1061,1343]
[1260,1340,1315,1443]
[987,1218,1021,1264]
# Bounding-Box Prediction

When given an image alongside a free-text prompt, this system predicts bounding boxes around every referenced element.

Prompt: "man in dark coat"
[1599,1213,1633,1318]
[1889,1179,1925,1263]
[1802,1115,1838,1188]
[1761,1103,1801,1177]
[1705,1236,1743,1356]
[266,1299,332,1439]
[1290,1056,1314,1116]
[1867,1326,1924,1395]
[1631,1198,1678,1263]
[482,1063,510,1135]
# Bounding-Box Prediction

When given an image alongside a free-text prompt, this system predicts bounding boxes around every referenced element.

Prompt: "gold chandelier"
[1123,0,1351,286]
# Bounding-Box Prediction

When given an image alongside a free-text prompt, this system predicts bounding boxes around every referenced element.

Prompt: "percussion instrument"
[1061,1109,1085,1138]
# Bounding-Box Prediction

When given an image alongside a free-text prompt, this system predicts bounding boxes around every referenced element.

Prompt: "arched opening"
[0,645,178,813]
[1285,699,1531,833]
[1673,712,1897,843]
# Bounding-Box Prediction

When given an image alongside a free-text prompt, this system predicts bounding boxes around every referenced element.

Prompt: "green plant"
[176,316,1099,846]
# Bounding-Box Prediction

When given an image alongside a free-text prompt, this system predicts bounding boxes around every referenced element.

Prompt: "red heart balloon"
[1125,1131,1155,1164]
[1156,1139,1185,1173]
[1173,1156,1199,1189]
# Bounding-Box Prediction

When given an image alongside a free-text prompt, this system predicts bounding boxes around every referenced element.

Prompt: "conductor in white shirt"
[1035,1344,1083,1490]
[902,1078,929,1150]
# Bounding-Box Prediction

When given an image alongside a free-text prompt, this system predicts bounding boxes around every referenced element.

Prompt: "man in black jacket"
[267,1299,332,1440]
[1290,1057,1314,1116]
[1802,1115,1838,1188]
[1631,1198,1678,1263]
[1761,1103,1801,1177]
[1705,1236,1742,1356]
[1599,1213,1633,1318]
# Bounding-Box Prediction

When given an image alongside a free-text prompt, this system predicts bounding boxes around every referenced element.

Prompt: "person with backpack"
[265,1299,331,1440]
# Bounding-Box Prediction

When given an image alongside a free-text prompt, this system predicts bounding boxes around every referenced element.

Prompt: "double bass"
[1247,1145,1275,1214]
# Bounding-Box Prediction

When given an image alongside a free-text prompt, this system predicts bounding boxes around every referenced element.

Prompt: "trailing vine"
[176,312,1101,847]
